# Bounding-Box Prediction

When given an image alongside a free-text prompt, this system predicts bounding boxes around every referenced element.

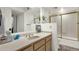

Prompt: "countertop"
[0,32,51,51]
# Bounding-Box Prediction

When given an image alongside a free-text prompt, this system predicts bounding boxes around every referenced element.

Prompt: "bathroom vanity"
[18,34,52,51]
[0,32,52,51]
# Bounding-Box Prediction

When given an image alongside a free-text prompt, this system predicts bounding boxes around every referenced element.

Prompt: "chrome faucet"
[26,33,33,38]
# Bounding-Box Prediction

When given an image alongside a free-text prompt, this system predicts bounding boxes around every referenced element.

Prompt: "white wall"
[41,23,53,32]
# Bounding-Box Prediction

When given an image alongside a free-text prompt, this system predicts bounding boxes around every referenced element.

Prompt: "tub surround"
[0,32,52,51]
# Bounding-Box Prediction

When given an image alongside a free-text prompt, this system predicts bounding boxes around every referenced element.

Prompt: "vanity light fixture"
[59,8,64,14]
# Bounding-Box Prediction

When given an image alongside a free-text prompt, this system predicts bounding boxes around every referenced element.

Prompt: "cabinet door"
[46,40,51,51]
[22,44,33,51]
[45,35,52,51]
[37,45,45,51]
[34,39,45,50]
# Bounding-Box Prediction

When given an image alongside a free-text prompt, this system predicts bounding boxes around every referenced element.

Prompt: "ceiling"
[24,7,79,16]
[42,7,79,15]
[12,7,79,16]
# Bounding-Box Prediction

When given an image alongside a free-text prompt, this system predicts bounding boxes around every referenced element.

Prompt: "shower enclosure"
[50,12,78,41]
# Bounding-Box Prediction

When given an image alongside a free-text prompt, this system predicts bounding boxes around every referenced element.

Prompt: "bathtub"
[58,38,79,51]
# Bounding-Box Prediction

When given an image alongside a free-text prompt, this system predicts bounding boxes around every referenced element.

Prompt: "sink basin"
[28,36,39,39]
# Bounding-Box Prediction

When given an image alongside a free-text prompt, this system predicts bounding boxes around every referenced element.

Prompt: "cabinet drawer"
[37,45,45,51]
[46,40,51,51]
[46,35,52,42]
[22,44,33,51]
[34,39,45,50]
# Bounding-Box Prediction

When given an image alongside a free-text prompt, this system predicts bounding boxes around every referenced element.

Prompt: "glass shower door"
[62,13,77,40]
